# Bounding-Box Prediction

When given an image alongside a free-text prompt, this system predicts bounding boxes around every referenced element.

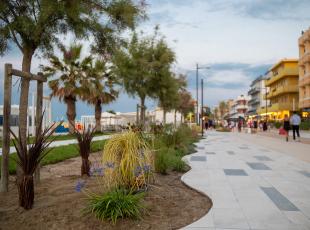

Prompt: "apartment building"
[264,59,299,120]
[298,28,310,116]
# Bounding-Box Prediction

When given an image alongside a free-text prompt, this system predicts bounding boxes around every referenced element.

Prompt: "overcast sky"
[0,0,309,120]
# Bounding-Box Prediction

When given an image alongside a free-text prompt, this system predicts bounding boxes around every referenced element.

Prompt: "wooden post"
[0,64,12,192]
[34,73,43,184]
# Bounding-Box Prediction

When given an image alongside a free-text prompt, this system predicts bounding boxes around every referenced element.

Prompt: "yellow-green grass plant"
[102,131,154,191]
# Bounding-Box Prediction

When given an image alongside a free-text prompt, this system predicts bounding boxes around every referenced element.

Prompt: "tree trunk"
[163,109,166,125]
[19,48,33,147]
[140,97,145,127]
[81,157,91,176]
[65,96,76,133]
[95,101,102,132]
[18,174,34,210]
[174,110,177,128]
[17,48,34,191]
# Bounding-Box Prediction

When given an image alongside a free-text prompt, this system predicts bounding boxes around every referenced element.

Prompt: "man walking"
[290,111,301,141]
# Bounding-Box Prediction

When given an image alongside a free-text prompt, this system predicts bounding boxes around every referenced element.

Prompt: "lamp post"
[196,64,210,125]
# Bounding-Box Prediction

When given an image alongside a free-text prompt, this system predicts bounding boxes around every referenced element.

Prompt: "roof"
[269,58,298,71]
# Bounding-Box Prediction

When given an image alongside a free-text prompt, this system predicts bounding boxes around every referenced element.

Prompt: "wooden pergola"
[0,63,47,192]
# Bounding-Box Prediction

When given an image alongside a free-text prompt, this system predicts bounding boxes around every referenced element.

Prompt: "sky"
[0,0,310,120]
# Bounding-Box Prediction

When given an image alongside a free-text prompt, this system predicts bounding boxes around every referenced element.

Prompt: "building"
[0,96,52,137]
[228,95,249,120]
[263,59,299,120]
[148,108,182,125]
[248,75,269,118]
[298,28,310,116]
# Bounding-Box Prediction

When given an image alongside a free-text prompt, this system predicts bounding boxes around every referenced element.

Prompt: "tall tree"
[82,59,118,132]
[42,44,92,133]
[113,32,153,126]
[177,90,195,122]
[114,28,176,126]
[0,0,144,192]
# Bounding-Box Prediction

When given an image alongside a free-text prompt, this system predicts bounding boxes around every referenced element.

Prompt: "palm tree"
[42,44,92,133]
[219,101,228,120]
[82,60,119,132]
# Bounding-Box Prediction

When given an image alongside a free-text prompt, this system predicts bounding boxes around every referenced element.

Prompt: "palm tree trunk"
[95,101,102,132]
[65,96,76,133]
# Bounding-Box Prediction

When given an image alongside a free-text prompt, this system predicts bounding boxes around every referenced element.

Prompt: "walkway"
[182,131,310,230]
[0,135,110,156]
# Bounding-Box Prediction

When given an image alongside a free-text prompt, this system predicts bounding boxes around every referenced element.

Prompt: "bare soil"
[0,152,212,230]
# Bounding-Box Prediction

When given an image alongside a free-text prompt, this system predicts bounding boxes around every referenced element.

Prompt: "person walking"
[283,114,290,142]
[290,111,301,141]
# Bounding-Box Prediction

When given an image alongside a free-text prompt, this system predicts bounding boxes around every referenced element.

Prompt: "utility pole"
[201,78,204,136]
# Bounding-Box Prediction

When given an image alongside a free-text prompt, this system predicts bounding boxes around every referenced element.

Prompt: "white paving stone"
[181,131,310,230]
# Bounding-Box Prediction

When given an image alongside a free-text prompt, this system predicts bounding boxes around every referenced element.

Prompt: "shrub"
[102,131,153,190]
[300,120,310,130]
[85,188,145,224]
[73,125,95,176]
[170,155,187,172]
[154,147,169,174]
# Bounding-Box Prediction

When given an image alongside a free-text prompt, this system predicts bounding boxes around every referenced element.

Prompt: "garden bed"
[0,152,212,230]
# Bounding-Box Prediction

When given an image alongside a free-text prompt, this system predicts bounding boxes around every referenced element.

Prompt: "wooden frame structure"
[0,63,47,192]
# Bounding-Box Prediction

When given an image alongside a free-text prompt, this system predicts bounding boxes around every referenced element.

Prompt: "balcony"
[235,104,248,110]
[248,98,259,105]
[264,85,298,99]
[265,68,298,86]
[299,98,310,109]
[248,88,260,95]
[299,52,310,65]
[299,73,310,87]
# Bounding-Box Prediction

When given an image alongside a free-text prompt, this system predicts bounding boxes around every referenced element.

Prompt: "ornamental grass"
[102,131,153,191]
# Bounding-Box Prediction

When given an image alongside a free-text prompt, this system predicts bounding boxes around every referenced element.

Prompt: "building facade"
[229,95,249,120]
[248,75,269,118]
[264,59,299,120]
[298,28,310,116]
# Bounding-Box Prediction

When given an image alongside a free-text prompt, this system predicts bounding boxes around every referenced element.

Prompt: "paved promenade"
[182,131,310,230]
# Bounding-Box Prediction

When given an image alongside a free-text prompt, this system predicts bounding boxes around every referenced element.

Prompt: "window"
[10,115,19,126]
[0,115,3,126]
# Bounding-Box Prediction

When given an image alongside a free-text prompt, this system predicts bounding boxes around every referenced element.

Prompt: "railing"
[264,85,298,99]
[265,68,298,86]
[299,73,310,87]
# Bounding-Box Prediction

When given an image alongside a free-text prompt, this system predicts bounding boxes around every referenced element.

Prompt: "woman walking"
[283,114,291,142]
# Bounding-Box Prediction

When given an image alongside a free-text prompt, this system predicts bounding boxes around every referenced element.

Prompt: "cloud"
[207,0,310,21]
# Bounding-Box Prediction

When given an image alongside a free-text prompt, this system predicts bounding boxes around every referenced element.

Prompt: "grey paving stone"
[197,146,205,150]
[298,170,310,178]
[260,148,270,152]
[239,146,249,149]
[191,156,207,161]
[261,187,299,211]
[247,162,271,170]
[254,156,273,161]
[224,169,248,176]
[205,151,216,155]
[227,151,235,155]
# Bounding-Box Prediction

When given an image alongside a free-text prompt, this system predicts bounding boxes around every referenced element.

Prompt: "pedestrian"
[253,119,258,134]
[205,120,209,130]
[263,120,268,131]
[290,111,301,141]
[283,114,290,142]
[238,120,242,132]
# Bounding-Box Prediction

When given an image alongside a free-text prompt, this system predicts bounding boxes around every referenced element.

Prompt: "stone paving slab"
[182,131,310,230]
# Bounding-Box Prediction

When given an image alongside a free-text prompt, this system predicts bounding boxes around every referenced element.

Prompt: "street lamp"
[196,64,210,125]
